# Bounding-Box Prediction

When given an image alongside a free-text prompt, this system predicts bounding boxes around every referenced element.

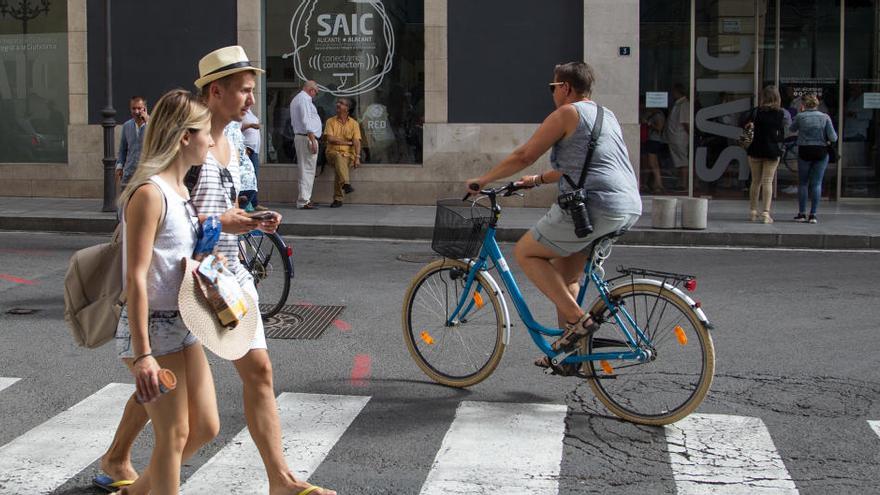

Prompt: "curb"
[4,216,875,250]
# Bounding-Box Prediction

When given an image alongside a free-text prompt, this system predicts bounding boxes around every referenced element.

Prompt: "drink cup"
[135,369,177,404]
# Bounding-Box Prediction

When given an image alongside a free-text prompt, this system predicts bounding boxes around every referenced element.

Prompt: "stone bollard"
[651,197,678,229]
[680,197,709,230]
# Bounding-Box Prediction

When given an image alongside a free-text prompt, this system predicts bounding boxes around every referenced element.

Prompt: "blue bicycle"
[402,183,715,425]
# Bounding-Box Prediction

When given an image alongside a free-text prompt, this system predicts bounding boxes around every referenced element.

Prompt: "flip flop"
[297,486,330,495]
[93,474,135,493]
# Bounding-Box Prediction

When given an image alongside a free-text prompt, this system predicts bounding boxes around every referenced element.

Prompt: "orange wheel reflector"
[600,360,614,375]
[420,331,435,345]
[473,292,484,309]
[674,325,688,345]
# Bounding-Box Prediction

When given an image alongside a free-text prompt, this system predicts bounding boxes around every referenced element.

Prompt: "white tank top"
[122,175,199,311]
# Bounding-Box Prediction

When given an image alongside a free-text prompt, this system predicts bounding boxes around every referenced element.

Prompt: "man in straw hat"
[96,46,335,495]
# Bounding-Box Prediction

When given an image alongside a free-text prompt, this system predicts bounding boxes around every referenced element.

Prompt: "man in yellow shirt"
[323,97,362,207]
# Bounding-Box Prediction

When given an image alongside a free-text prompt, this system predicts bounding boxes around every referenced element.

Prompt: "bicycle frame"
[239,230,294,278]
[446,225,653,366]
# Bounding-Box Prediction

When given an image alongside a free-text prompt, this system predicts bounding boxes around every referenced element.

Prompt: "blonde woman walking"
[746,85,789,223]
[113,89,218,495]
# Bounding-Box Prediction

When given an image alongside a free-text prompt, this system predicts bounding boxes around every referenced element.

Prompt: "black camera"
[557,188,593,238]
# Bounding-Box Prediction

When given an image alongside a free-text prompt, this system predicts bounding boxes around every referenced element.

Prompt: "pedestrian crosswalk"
[0,377,879,494]
[0,383,134,495]
[181,393,370,494]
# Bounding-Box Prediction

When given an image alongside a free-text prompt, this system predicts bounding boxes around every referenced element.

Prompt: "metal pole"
[100,0,116,212]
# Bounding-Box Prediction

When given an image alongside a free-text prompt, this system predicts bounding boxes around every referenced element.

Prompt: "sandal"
[550,313,598,352]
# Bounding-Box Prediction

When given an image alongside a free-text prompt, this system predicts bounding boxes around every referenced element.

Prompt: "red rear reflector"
[286,246,293,257]
[684,279,697,292]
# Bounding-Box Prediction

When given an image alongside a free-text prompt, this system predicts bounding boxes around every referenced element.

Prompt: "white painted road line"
[870,421,880,439]
[181,393,370,494]
[0,376,20,393]
[666,413,799,494]
[0,383,134,495]
[419,401,568,495]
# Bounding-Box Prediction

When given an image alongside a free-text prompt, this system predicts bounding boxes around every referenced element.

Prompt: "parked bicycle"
[402,183,715,425]
[239,230,294,318]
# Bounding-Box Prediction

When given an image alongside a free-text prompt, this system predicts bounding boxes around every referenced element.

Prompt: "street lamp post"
[100,0,115,212]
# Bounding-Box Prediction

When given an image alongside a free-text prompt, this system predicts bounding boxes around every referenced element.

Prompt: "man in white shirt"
[665,83,690,190]
[290,80,322,209]
[241,107,264,209]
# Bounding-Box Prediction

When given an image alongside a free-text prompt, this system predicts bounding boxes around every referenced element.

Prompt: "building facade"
[0,0,877,205]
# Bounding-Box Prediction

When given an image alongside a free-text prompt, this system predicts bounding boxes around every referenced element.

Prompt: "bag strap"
[563,103,605,190]
[118,181,168,305]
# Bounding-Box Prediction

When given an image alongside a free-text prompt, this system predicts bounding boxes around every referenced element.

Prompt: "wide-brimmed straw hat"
[178,258,259,360]
[194,45,264,89]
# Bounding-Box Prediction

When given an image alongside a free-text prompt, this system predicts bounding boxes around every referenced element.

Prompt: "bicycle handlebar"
[462,182,531,203]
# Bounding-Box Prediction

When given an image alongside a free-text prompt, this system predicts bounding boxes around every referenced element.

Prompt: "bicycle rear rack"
[609,266,695,291]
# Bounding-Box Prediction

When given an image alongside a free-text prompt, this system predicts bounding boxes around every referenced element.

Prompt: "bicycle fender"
[624,278,713,330]
[466,262,512,345]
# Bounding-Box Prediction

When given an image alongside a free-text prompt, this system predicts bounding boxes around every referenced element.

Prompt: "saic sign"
[694,36,753,183]
[284,0,395,97]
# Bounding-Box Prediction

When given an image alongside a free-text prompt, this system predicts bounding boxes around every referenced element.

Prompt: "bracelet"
[537,173,544,185]
[133,352,153,365]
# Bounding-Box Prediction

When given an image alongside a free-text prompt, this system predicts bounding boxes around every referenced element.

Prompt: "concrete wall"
[0,0,639,208]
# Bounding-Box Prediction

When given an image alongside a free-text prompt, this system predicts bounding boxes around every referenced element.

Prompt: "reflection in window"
[0,0,68,163]
[264,0,423,165]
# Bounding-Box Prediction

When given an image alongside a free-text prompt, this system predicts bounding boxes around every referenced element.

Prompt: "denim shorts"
[531,204,640,256]
[116,307,198,359]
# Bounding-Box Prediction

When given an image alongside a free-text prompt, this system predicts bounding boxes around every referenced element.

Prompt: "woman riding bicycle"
[464,61,642,370]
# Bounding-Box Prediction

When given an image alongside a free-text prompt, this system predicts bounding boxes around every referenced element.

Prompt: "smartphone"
[248,210,277,221]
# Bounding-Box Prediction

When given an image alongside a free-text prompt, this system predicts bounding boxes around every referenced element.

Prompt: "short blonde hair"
[759,85,781,109]
[802,93,820,109]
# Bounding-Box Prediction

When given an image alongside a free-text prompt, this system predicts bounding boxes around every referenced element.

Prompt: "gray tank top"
[550,101,642,216]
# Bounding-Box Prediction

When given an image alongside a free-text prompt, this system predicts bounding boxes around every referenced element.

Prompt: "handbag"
[63,189,166,348]
[736,108,756,149]
[826,142,838,163]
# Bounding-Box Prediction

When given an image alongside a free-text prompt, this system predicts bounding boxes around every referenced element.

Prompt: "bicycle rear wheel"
[239,231,292,318]
[402,258,505,388]
[581,282,714,425]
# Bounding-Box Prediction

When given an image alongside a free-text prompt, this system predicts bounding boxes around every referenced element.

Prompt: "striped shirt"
[191,134,244,276]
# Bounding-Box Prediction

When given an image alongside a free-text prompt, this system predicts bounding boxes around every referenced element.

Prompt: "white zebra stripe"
[665,413,799,494]
[0,383,134,495]
[0,377,20,393]
[870,421,880,439]
[181,392,370,494]
[419,401,568,495]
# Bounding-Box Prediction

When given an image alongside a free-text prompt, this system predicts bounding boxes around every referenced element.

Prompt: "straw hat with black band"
[194,45,265,89]
[178,258,259,361]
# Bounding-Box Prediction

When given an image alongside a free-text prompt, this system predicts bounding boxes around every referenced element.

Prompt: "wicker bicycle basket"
[431,199,493,259]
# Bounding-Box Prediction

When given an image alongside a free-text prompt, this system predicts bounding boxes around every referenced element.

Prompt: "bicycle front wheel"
[582,283,714,425]
[402,258,506,388]
[239,232,292,318]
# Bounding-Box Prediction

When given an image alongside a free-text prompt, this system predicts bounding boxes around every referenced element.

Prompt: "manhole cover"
[263,304,345,339]
[397,252,441,263]
[6,308,37,315]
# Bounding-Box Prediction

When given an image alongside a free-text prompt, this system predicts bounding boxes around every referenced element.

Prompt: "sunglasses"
[548,82,566,94]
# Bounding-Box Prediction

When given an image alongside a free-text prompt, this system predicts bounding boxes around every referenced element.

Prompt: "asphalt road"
[0,231,878,494]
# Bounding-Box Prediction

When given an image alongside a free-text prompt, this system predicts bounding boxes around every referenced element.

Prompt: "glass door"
[841,0,880,198]
[775,0,841,200]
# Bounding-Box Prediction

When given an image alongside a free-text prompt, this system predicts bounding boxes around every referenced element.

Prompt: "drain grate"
[6,308,38,315]
[263,304,345,339]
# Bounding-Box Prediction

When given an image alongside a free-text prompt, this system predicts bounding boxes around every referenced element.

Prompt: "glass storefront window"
[264,0,424,165]
[639,0,690,195]
[842,0,879,198]
[0,1,68,163]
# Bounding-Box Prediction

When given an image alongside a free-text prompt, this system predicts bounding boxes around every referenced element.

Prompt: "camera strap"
[562,103,604,190]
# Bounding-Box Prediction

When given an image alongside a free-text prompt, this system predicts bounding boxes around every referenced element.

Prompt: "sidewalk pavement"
[0,196,878,249]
